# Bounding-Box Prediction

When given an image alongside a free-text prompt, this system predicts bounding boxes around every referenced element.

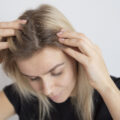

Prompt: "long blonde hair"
[1,4,95,120]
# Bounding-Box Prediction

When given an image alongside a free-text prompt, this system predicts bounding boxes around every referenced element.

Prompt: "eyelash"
[30,72,63,81]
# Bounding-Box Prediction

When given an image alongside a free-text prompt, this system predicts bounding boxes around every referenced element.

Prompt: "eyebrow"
[21,62,65,77]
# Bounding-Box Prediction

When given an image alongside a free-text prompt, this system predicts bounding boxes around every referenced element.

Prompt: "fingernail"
[59,38,64,42]
[21,20,27,23]
[57,31,63,35]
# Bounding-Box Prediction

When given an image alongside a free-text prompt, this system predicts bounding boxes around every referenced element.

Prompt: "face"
[16,46,77,103]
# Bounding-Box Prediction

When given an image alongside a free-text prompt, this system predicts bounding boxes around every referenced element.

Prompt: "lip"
[50,91,62,101]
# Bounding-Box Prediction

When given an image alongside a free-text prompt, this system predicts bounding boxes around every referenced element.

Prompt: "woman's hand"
[0,19,27,63]
[56,29,112,90]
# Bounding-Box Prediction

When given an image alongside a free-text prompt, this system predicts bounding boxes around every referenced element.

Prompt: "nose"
[42,79,54,96]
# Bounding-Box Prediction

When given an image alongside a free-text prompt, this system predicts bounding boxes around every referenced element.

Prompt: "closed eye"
[30,77,40,81]
[51,71,63,76]
[30,71,63,81]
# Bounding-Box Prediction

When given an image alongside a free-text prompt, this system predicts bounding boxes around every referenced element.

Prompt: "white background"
[0,0,120,120]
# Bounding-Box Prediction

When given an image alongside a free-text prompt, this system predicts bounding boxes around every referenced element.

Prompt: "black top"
[3,75,120,120]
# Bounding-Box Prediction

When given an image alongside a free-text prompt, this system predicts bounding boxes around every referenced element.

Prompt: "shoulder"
[0,90,15,119]
[2,83,39,119]
[3,83,23,115]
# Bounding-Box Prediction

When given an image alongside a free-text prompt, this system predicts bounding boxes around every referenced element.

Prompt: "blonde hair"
[1,4,95,120]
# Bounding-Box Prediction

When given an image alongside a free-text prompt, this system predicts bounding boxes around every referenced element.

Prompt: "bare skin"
[0,19,120,119]
[56,28,120,120]
[0,19,27,63]
[0,19,27,120]
[16,46,77,103]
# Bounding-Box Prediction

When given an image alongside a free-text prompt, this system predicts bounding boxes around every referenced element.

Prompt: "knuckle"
[74,50,78,58]
[73,39,78,43]
[78,32,85,37]
[2,30,6,36]
[0,23,3,28]
[88,57,94,65]
[84,58,90,67]
[59,38,67,43]
[11,20,19,27]
[78,39,84,44]
[11,29,15,35]
[1,29,15,37]
[73,32,78,36]
[72,39,79,46]
[15,20,20,25]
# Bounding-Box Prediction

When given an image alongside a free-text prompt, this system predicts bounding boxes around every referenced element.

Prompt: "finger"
[0,42,9,50]
[57,29,94,47]
[62,47,88,66]
[57,29,82,39]
[0,19,27,29]
[0,29,15,37]
[0,36,2,41]
[58,38,93,57]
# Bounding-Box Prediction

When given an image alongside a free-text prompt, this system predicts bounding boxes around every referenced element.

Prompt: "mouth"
[49,91,62,101]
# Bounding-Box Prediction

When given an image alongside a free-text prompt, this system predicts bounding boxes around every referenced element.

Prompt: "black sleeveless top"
[3,75,120,120]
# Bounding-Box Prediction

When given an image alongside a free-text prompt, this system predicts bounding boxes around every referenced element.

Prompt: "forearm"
[96,78,120,120]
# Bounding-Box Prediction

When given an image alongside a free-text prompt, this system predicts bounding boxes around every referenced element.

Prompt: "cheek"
[57,70,76,88]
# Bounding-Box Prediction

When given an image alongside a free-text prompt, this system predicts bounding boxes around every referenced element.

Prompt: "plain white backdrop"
[0,0,120,120]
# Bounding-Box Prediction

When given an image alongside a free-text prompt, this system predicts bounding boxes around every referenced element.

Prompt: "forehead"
[16,46,68,75]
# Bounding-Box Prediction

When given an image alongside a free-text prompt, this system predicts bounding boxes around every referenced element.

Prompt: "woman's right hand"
[0,19,27,63]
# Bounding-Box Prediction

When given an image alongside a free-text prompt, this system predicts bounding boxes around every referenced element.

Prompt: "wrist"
[95,78,120,120]
[95,78,119,95]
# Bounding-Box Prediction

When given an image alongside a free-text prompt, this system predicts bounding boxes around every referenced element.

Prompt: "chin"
[49,94,69,103]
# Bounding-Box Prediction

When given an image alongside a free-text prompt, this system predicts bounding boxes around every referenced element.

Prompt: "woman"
[0,4,120,120]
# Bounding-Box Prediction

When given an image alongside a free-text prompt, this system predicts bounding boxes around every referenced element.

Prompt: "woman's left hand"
[56,29,112,91]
